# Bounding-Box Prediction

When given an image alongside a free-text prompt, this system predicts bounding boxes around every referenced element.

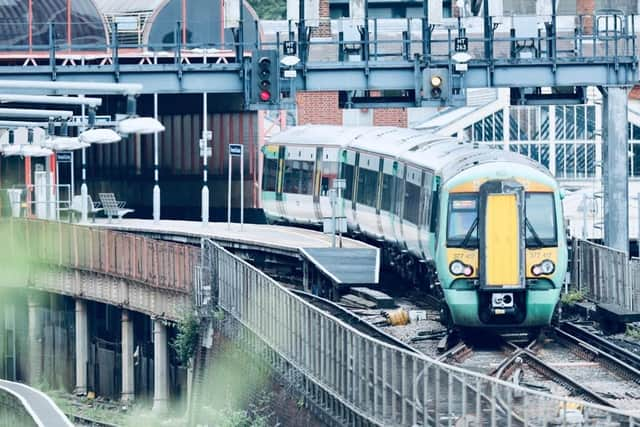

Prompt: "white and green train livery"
[261,125,567,329]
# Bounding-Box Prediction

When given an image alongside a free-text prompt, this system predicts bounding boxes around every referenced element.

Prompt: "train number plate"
[492,293,514,308]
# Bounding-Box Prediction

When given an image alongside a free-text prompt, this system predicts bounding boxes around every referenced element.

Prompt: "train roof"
[269,125,553,181]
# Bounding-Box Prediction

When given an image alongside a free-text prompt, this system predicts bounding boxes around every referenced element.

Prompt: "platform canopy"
[300,247,380,286]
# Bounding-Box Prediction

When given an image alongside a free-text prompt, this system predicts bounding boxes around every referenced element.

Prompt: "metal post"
[240,146,244,231]
[338,186,343,248]
[483,0,491,59]
[330,189,337,248]
[153,93,161,223]
[582,193,588,239]
[227,152,232,229]
[298,0,306,64]
[602,86,630,253]
[80,99,88,222]
[422,0,429,60]
[637,192,640,247]
[201,92,209,226]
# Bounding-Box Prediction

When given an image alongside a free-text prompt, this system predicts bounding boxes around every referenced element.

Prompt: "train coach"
[261,125,567,330]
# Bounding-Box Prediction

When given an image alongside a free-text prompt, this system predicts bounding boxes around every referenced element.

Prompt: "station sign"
[229,143,243,156]
[333,178,346,190]
[57,151,72,162]
[323,217,347,234]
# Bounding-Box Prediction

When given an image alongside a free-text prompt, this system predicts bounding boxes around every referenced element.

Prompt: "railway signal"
[251,50,279,106]
[423,68,448,103]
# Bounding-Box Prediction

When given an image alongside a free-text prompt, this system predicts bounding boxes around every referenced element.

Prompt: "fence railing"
[207,238,639,426]
[571,238,640,310]
[4,218,199,295]
[0,384,37,427]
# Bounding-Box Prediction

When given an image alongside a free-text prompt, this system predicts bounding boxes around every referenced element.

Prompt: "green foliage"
[626,324,640,339]
[172,309,201,366]
[247,0,286,20]
[561,290,584,305]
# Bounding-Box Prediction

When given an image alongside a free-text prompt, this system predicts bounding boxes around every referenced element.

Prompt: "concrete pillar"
[152,319,169,413]
[121,309,134,402]
[602,86,630,253]
[74,299,88,395]
[27,294,43,385]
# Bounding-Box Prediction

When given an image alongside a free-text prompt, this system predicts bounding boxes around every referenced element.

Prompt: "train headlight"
[449,261,465,275]
[540,259,555,274]
[532,259,555,276]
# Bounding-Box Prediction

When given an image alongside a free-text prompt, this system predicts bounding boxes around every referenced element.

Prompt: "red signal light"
[260,90,271,102]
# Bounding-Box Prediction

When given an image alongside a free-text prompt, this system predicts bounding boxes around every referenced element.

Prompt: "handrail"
[0,380,72,427]
[207,238,640,425]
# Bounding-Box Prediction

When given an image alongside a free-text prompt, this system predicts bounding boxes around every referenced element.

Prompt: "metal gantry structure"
[0,5,637,249]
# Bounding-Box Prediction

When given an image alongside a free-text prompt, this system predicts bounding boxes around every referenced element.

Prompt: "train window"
[447,195,478,247]
[341,163,355,200]
[381,174,393,211]
[356,168,378,207]
[283,160,314,195]
[262,158,278,192]
[320,161,339,196]
[525,193,557,247]
[403,182,421,224]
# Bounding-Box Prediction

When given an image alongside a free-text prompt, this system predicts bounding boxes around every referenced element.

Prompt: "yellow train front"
[437,161,567,329]
[261,125,567,330]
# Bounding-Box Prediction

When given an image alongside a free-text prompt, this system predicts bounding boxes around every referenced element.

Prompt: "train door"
[402,165,422,256]
[478,180,525,289]
[281,146,317,223]
[339,149,357,226]
[317,147,340,221]
[354,152,381,238]
[312,147,323,219]
[379,159,395,242]
[390,161,405,244]
[417,170,434,259]
[261,145,284,219]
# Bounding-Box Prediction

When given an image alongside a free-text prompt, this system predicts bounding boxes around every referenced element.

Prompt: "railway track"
[291,289,420,354]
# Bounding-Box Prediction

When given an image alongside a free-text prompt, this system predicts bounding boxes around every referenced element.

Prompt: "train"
[261,125,567,330]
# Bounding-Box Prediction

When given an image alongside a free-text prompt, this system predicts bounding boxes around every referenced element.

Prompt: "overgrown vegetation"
[172,309,201,366]
[561,290,585,305]
[626,324,640,339]
[247,0,286,20]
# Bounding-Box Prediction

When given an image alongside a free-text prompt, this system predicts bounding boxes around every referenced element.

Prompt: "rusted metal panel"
[13,219,198,295]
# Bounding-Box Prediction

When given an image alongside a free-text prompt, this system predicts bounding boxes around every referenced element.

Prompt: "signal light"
[251,50,279,106]
[258,56,272,103]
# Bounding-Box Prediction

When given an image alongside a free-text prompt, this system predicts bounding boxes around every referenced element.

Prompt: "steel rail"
[555,321,640,384]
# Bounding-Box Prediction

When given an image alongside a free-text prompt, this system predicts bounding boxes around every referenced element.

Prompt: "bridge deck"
[0,380,72,427]
[88,219,373,256]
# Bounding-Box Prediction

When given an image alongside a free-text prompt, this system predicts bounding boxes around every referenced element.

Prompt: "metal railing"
[0,14,635,69]
[207,238,639,426]
[0,385,37,427]
[571,238,640,310]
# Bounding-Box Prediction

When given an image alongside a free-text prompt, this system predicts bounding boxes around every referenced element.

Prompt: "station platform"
[0,379,72,427]
[87,219,374,257]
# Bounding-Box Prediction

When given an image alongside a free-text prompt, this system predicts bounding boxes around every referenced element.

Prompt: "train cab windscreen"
[524,193,557,247]
[447,195,478,248]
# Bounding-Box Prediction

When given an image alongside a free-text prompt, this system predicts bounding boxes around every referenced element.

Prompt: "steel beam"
[602,86,630,253]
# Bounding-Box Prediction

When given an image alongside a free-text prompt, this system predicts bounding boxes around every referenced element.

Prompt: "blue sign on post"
[229,144,243,156]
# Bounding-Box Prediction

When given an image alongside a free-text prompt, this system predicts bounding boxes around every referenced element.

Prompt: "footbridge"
[3,217,640,426]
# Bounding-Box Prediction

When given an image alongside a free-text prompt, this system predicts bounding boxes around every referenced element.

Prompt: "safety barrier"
[207,239,639,426]
[0,385,36,426]
[571,238,640,310]
[4,218,199,295]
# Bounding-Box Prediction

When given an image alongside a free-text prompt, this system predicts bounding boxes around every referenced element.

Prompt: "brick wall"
[577,0,595,33]
[296,92,408,127]
[296,91,342,125]
[312,0,331,38]
[373,108,408,127]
